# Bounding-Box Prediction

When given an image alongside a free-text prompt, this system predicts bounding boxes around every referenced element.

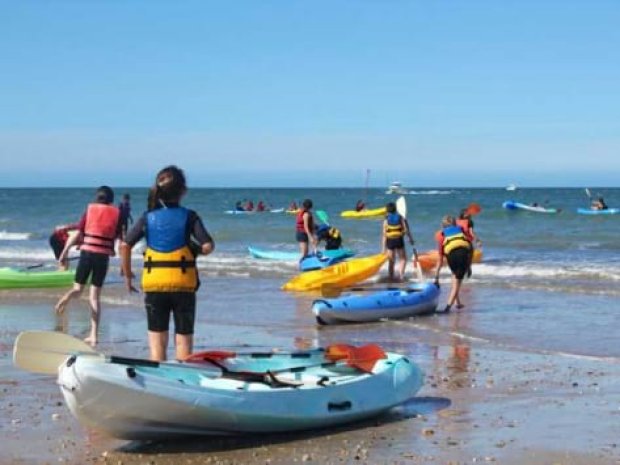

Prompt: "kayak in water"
[0,267,75,289]
[248,246,355,261]
[576,208,620,215]
[502,201,560,214]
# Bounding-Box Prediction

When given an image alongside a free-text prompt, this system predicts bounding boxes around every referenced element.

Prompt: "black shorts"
[296,231,309,243]
[75,251,110,287]
[386,237,405,251]
[447,247,471,280]
[49,234,64,260]
[144,292,196,335]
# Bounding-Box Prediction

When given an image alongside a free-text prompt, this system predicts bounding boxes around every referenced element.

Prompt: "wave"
[408,190,455,195]
[472,262,620,282]
[0,231,32,240]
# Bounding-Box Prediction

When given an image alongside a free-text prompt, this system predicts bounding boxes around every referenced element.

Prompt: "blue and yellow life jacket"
[141,207,198,292]
[385,213,404,239]
[442,225,471,255]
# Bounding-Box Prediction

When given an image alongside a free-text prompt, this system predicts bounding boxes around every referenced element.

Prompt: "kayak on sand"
[13,331,423,440]
[312,282,440,325]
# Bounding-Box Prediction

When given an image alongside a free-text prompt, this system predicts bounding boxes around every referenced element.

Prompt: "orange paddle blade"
[185,350,236,362]
[326,343,387,373]
[466,203,482,216]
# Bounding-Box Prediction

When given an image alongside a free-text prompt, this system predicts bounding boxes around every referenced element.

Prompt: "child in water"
[120,166,214,361]
[55,186,121,345]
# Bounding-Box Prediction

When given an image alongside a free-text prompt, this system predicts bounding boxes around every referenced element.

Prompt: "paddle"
[394,196,424,280]
[465,202,482,216]
[585,188,592,199]
[14,331,387,381]
[13,330,97,375]
[316,210,329,225]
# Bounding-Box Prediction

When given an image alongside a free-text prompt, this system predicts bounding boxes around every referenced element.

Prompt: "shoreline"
[2,296,620,464]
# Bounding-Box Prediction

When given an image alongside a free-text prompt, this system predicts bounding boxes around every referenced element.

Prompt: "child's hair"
[459,208,468,219]
[148,165,187,210]
[386,202,396,214]
[441,215,455,227]
[302,199,313,209]
[95,186,114,204]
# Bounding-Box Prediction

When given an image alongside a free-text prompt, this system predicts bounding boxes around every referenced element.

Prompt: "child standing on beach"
[382,202,413,281]
[55,186,121,346]
[295,199,317,259]
[120,165,214,361]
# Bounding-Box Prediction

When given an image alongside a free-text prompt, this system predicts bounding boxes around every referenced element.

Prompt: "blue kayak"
[248,246,355,261]
[502,200,560,214]
[312,282,440,325]
[299,253,348,272]
[576,208,620,215]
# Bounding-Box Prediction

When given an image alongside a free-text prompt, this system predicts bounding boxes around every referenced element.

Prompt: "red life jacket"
[456,218,474,242]
[80,203,120,256]
[296,209,314,233]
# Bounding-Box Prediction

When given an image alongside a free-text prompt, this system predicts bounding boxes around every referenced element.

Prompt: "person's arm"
[433,235,444,284]
[189,212,215,256]
[381,220,387,253]
[120,215,146,293]
[303,213,317,250]
[58,214,86,264]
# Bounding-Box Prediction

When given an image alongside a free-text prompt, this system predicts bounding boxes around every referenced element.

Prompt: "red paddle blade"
[466,203,482,215]
[184,350,236,362]
[326,344,387,373]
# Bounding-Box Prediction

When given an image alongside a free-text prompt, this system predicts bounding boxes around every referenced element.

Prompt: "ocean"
[0,186,619,362]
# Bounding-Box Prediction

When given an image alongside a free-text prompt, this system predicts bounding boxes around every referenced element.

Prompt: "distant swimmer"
[256,200,266,212]
[434,215,472,313]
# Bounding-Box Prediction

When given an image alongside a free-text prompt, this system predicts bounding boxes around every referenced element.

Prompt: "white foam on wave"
[408,190,455,195]
[473,262,620,282]
[0,231,32,240]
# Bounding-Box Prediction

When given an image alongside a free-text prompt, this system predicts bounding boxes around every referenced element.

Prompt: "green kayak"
[0,267,75,289]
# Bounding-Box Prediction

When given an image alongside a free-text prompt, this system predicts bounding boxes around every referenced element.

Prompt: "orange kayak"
[415,248,483,272]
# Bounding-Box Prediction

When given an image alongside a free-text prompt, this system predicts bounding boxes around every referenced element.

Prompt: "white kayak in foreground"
[55,345,423,439]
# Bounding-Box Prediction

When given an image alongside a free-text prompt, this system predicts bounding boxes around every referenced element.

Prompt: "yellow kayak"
[340,207,386,219]
[282,254,387,292]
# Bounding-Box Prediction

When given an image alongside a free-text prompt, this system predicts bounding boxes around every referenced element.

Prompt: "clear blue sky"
[1,1,619,187]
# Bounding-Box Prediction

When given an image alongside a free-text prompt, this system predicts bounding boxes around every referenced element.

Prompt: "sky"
[1,1,619,187]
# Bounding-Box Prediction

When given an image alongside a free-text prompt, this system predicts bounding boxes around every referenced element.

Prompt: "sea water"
[0,187,619,363]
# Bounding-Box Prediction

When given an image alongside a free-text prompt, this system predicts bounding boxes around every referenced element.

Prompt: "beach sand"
[2,280,620,465]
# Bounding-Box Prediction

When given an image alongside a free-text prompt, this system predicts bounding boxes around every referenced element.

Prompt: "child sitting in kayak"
[591,197,608,210]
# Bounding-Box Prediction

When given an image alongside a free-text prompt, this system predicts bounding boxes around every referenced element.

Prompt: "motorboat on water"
[386,181,408,195]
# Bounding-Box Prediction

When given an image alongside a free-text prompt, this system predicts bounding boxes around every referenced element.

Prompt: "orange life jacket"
[80,203,120,256]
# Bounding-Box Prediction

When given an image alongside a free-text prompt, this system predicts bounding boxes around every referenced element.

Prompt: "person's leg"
[54,283,84,314]
[172,293,196,361]
[447,276,463,307]
[145,292,171,361]
[85,285,102,345]
[397,248,407,281]
[386,249,395,280]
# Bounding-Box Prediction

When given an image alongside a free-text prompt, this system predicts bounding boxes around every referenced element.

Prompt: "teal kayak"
[248,246,355,261]
[0,267,75,289]
[58,345,423,438]
[576,208,619,215]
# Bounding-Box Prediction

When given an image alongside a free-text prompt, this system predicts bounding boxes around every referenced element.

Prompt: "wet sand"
[2,282,620,465]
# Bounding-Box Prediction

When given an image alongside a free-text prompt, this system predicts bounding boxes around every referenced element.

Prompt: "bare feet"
[83,336,97,347]
[54,300,67,315]
[456,303,465,309]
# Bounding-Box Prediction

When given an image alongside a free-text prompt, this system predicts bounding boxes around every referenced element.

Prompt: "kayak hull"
[58,350,423,439]
[299,253,348,272]
[340,207,386,219]
[282,254,387,292]
[576,208,620,215]
[0,267,75,289]
[415,249,482,272]
[502,201,559,214]
[312,282,440,325]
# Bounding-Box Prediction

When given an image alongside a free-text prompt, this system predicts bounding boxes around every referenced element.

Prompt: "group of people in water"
[294,200,481,313]
[234,199,270,212]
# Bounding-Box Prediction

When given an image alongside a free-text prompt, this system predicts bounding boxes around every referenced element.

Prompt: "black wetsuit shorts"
[75,251,110,287]
[144,292,196,335]
[447,247,471,280]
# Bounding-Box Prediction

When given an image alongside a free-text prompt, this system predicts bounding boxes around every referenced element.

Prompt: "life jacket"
[141,207,198,292]
[456,218,474,242]
[324,227,342,250]
[80,203,120,256]
[385,213,404,239]
[441,225,471,255]
[296,209,314,233]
